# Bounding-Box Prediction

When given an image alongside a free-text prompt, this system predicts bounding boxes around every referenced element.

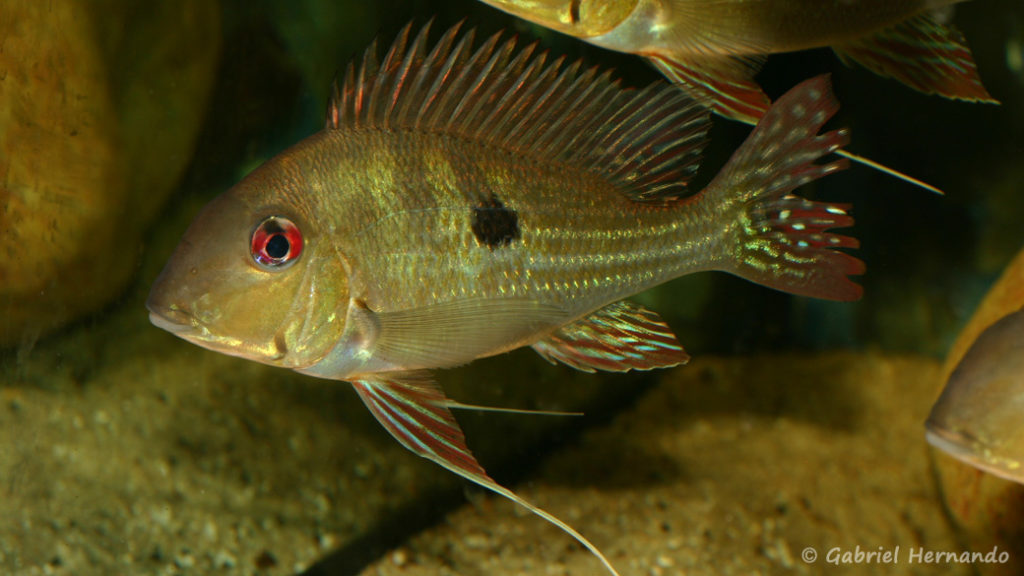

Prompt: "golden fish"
[147,21,864,575]
[927,305,1024,483]
[926,247,1024,572]
[477,0,995,122]
[928,245,1024,485]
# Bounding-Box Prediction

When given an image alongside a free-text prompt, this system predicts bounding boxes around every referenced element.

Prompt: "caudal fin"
[704,75,865,302]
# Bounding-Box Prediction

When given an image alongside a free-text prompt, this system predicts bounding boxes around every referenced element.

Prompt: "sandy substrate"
[360,354,975,576]
[0,290,631,576]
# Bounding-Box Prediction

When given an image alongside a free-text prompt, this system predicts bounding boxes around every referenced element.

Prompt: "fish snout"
[146,302,197,335]
[146,270,201,335]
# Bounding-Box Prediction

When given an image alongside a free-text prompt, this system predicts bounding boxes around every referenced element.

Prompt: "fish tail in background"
[832,148,945,195]
[703,75,865,302]
[832,14,997,103]
[651,53,947,195]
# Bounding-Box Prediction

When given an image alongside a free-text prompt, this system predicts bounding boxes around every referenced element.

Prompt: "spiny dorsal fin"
[327,21,712,202]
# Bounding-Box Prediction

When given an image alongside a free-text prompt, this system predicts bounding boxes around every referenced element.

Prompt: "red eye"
[251,216,303,269]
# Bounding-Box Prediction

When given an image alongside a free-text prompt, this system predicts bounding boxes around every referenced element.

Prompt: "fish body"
[926,246,1024,576]
[927,245,1024,485]
[478,0,995,122]
[927,306,1024,484]
[148,22,863,575]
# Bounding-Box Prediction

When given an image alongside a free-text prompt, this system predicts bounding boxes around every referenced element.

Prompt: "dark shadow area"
[297,484,467,576]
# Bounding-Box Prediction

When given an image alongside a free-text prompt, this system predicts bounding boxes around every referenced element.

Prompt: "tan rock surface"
[0,0,220,347]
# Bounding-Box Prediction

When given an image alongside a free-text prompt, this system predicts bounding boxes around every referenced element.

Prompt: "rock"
[0,0,220,348]
[360,353,970,576]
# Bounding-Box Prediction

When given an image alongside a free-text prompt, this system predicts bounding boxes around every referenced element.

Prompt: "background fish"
[147,22,863,576]
[477,0,996,122]
[927,306,1024,484]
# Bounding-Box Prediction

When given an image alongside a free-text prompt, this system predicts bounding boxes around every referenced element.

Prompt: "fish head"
[926,308,1024,485]
[478,0,639,38]
[147,160,348,371]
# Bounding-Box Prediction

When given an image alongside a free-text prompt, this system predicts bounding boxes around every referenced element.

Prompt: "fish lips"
[146,294,263,361]
[926,423,1024,485]
[147,304,197,336]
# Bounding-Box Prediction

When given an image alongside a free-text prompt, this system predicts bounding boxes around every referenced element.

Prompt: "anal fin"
[350,373,621,576]
[647,52,770,123]
[532,301,689,373]
[832,14,996,103]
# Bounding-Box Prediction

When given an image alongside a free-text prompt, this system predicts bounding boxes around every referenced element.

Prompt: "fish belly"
[659,0,949,54]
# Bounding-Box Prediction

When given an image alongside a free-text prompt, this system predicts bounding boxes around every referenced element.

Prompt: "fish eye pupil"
[265,234,290,259]
[251,216,303,270]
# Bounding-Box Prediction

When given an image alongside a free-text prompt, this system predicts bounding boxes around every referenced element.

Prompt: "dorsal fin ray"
[327,21,713,201]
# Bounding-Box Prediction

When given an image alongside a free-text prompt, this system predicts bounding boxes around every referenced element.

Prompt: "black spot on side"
[471,195,520,249]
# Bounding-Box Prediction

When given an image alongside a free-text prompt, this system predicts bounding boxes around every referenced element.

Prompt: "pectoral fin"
[350,373,620,576]
[368,297,567,370]
[832,14,995,103]
[647,52,769,123]
[532,301,689,373]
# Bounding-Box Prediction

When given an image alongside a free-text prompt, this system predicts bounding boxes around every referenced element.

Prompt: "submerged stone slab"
[0,0,220,347]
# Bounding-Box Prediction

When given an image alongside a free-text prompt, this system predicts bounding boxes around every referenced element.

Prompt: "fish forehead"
[933,308,1024,421]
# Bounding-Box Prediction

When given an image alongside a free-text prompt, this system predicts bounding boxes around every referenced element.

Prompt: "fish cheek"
[578,0,638,35]
[276,251,351,370]
[471,195,520,249]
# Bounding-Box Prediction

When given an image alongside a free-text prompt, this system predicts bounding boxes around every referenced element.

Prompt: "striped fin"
[327,21,711,202]
[351,374,622,576]
[532,301,689,373]
[648,52,770,124]
[833,14,995,103]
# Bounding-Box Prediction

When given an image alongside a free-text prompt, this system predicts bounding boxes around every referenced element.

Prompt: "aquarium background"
[1,0,1022,574]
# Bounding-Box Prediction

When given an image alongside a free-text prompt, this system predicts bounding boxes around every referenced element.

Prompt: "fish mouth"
[926,426,1024,484]
[925,425,977,461]
[148,306,199,336]
[146,301,286,364]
